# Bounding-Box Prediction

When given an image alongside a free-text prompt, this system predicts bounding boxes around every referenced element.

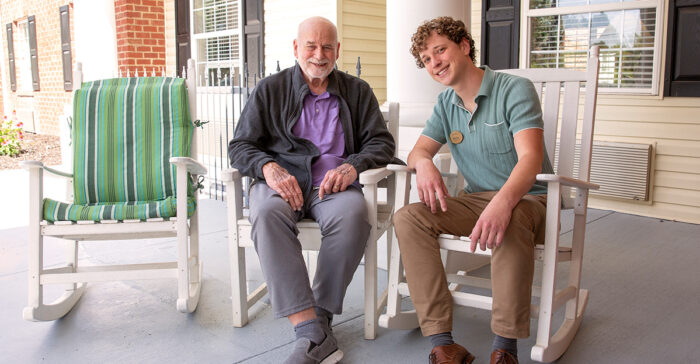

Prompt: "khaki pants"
[393,191,547,338]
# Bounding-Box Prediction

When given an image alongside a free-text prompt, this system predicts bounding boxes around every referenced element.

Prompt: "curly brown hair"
[410,16,476,68]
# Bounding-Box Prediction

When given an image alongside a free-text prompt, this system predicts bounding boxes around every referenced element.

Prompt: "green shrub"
[0,112,23,157]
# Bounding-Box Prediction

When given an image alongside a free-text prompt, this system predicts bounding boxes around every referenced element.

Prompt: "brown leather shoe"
[490,349,518,364]
[428,343,475,364]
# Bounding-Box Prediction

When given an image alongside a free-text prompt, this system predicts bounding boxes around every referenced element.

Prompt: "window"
[15,21,33,93]
[191,0,241,85]
[526,0,663,94]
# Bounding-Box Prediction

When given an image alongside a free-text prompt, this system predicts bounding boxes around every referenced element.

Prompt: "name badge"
[449,130,464,144]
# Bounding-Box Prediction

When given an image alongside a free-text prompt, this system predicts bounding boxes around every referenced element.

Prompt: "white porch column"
[74,0,118,82]
[386,0,470,155]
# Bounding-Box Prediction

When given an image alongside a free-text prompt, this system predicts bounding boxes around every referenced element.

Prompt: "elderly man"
[229,16,395,364]
[393,17,553,364]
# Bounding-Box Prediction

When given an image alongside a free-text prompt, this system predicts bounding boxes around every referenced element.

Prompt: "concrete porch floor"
[1,169,699,363]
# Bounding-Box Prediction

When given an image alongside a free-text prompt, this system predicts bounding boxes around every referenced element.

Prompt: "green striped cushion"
[42,196,196,223]
[43,77,195,222]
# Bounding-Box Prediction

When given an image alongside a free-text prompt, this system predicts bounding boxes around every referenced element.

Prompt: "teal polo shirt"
[422,66,553,195]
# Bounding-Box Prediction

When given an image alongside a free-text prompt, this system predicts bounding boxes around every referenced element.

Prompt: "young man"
[229,16,395,364]
[393,17,553,364]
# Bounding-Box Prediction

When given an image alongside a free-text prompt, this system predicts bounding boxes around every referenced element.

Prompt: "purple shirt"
[292,91,346,186]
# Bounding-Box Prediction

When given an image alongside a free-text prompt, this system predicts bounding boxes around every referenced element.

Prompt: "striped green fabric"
[42,77,196,222]
[42,196,196,223]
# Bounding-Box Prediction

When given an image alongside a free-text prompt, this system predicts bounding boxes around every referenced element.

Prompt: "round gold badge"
[449,130,464,144]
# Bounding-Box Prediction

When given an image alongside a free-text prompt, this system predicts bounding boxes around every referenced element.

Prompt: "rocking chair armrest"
[536,174,600,190]
[387,164,458,179]
[387,164,415,173]
[20,160,73,178]
[433,152,452,162]
[359,167,393,185]
[221,168,242,182]
[170,157,207,176]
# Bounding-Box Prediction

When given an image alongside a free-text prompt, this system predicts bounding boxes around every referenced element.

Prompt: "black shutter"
[60,6,72,91]
[6,23,16,91]
[480,0,520,70]
[175,0,190,75]
[664,0,700,97]
[243,0,264,83]
[28,15,39,91]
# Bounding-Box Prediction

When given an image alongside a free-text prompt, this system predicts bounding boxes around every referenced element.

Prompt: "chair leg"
[230,243,249,327]
[176,212,202,313]
[532,211,590,362]
[378,231,420,330]
[24,233,85,321]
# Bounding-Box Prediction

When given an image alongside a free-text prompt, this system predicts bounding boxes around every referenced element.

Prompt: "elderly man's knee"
[250,196,294,225]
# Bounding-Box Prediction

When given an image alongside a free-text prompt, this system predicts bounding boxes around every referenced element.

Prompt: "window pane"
[530,7,656,89]
[193,0,238,35]
[531,0,622,9]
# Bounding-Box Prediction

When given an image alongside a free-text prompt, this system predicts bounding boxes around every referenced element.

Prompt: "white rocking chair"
[380,47,601,362]
[223,102,400,340]
[21,59,206,321]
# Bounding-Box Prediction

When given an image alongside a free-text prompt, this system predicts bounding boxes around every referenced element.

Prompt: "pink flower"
[17,122,23,127]
[2,140,8,146]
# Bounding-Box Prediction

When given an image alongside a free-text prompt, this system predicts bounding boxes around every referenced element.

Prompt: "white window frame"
[520,0,665,95]
[190,0,244,88]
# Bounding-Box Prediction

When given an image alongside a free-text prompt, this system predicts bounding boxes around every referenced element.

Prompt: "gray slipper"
[283,334,343,364]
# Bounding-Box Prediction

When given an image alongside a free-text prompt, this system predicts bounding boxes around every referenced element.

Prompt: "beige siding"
[589,96,700,223]
[339,0,386,102]
[263,0,336,73]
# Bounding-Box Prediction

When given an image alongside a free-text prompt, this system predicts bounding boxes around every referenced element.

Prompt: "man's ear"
[335,42,340,60]
[459,38,470,57]
[293,39,299,58]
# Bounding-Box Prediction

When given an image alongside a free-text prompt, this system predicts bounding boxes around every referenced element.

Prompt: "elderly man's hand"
[262,162,304,211]
[318,163,357,199]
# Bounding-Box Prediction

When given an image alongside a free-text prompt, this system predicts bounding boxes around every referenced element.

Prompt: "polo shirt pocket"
[482,121,513,154]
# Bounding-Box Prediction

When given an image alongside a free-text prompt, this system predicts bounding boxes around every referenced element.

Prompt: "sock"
[294,318,326,345]
[492,335,517,357]
[314,306,333,324]
[429,331,455,348]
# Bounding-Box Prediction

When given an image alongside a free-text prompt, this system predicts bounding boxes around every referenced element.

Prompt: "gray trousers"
[249,182,370,318]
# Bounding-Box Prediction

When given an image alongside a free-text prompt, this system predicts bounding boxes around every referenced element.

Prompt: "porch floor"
[1,169,699,363]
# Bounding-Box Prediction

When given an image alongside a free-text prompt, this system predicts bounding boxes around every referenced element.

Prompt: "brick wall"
[0,0,75,136]
[115,0,166,75]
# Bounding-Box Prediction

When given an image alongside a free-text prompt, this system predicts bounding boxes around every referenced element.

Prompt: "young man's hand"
[318,163,357,200]
[262,162,304,211]
[415,158,450,213]
[469,200,512,252]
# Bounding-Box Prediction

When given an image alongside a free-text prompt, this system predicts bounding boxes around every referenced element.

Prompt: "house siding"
[339,0,386,103]
[469,0,700,223]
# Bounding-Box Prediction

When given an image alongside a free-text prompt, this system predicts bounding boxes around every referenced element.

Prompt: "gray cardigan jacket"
[228,64,396,196]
